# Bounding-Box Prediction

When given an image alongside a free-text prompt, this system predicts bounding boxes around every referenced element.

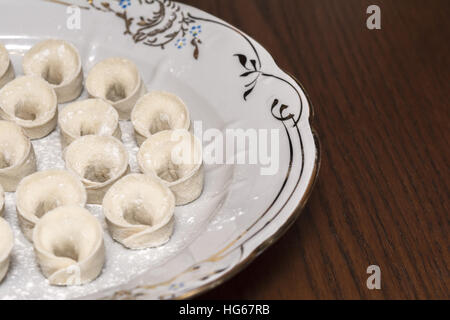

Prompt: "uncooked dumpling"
[0,120,37,192]
[137,130,204,205]
[32,206,105,286]
[23,39,83,103]
[0,184,4,216]
[16,169,87,241]
[58,99,121,149]
[0,43,15,89]
[64,135,129,204]
[86,57,146,120]
[0,76,58,139]
[0,217,13,283]
[103,174,175,250]
[131,91,190,146]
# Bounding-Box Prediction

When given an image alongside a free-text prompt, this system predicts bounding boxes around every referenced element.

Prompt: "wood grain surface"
[179,0,449,300]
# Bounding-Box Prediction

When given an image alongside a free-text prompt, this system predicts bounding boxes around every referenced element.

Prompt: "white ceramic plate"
[0,0,320,300]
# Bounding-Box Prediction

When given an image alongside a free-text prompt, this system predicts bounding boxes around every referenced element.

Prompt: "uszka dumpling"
[131,91,190,146]
[16,170,87,241]
[0,121,37,192]
[103,174,175,250]
[137,130,204,206]
[0,43,15,89]
[0,76,58,139]
[86,58,146,120]
[0,217,13,283]
[58,99,121,149]
[33,206,104,286]
[0,184,4,216]
[64,135,129,204]
[23,40,83,103]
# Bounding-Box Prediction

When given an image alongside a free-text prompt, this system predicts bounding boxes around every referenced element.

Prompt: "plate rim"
[176,71,322,299]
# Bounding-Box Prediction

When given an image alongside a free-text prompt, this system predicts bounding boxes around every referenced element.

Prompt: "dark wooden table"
[180,0,449,300]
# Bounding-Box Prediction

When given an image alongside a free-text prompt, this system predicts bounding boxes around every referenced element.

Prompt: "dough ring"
[0,120,37,192]
[58,98,121,149]
[0,76,58,139]
[0,43,15,89]
[131,91,191,146]
[0,184,4,217]
[16,169,87,241]
[0,217,13,283]
[32,206,105,286]
[23,39,83,103]
[103,174,175,250]
[86,57,147,120]
[138,130,204,206]
[64,135,129,204]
